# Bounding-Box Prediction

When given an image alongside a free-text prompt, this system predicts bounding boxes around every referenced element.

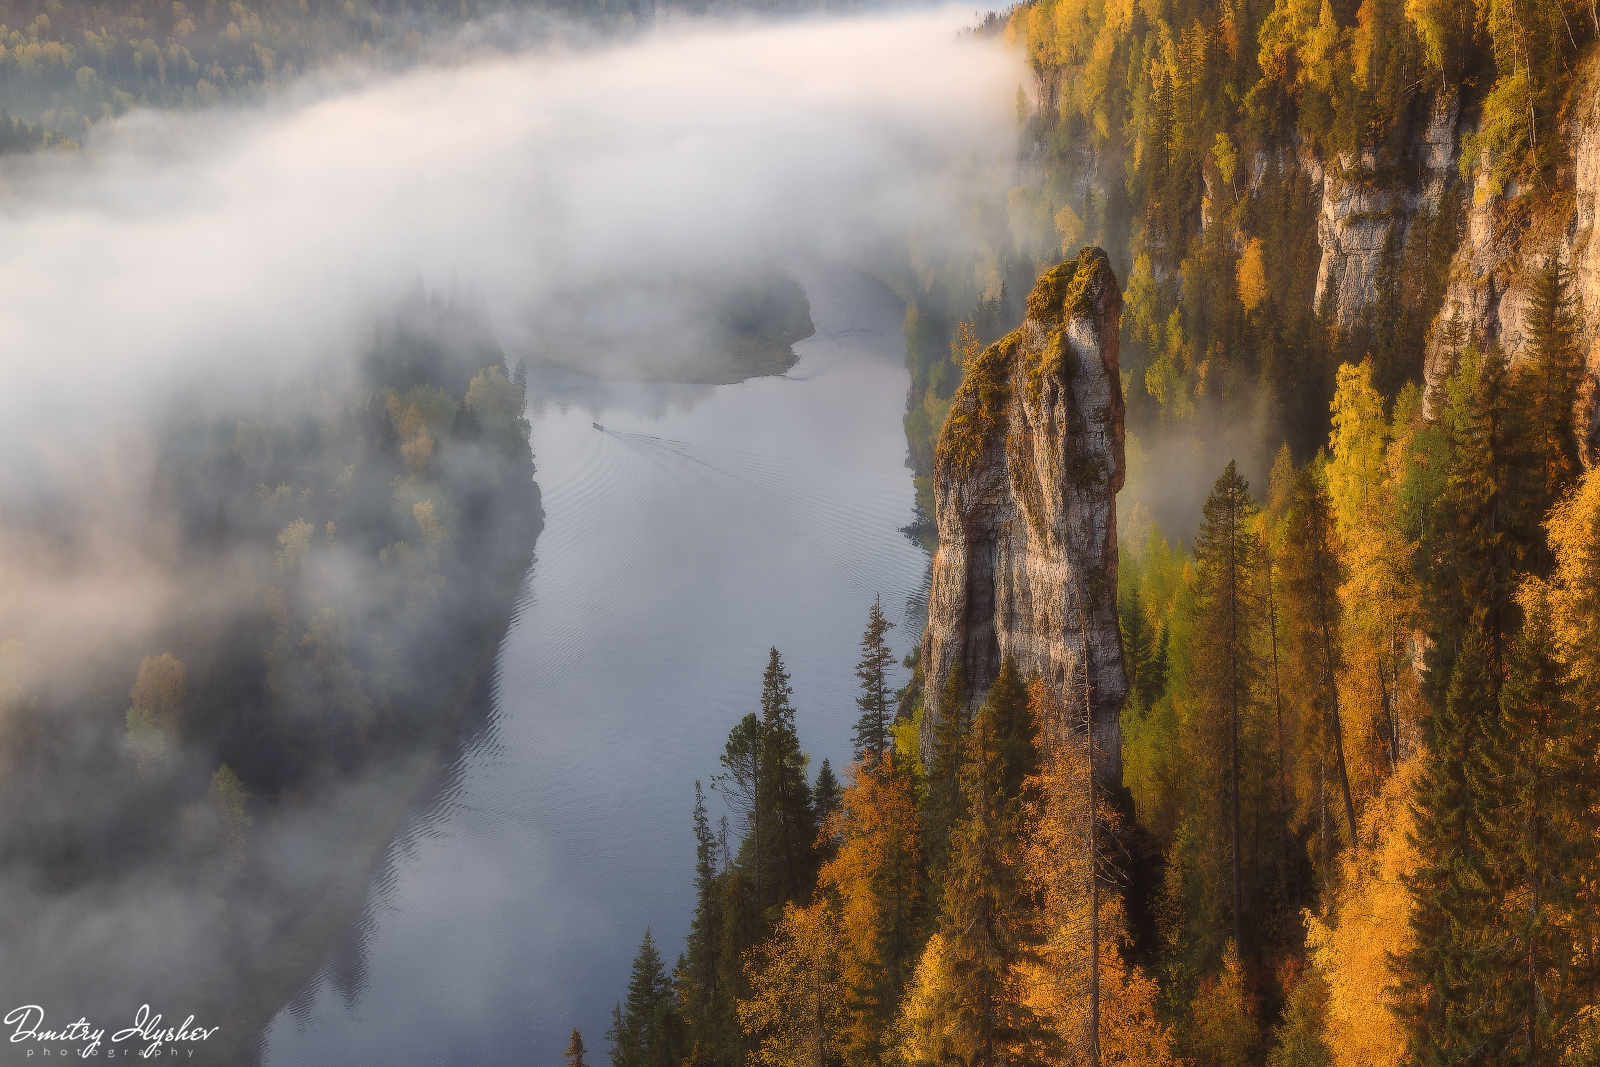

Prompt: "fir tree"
[1476,587,1600,1062]
[1282,465,1358,850]
[984,655,1036,806]
[852,596,896,767]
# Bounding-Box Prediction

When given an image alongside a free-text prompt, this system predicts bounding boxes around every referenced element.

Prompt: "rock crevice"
[920,248,1127,775]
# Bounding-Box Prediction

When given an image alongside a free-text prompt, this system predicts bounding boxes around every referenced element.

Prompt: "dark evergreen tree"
[852,596,896,767]
[1478,596,1600,1063]
[937,699,1038,1066]
[1281,466,1358,851]
[755,647,817,908]
[922,660,968,892]
[1191,460,1263,957]
[607,929,681,1067]
[680,782,722,1046]
[984,655,1035,805]
[1400,345,1521,1065]
[1511,255,1584,566]
[812,758,844,856]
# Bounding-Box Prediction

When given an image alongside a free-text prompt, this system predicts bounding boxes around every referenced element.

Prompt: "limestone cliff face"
[1423,57,1600,449]
[1312,93,1460,330]
[920,248,1127,773]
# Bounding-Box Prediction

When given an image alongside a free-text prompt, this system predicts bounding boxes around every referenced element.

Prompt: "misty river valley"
[257,265,931,1064]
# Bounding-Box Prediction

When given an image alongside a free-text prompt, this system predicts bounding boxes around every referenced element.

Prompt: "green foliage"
[852,597,896,767]
[609,930,684,1067]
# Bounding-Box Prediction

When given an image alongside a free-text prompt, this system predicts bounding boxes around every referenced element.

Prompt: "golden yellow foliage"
[1304,756,1421,1067]
[1023,679,1177,1065]
[1190,943,1260,1067]
[1236,239,1268,312]
[413,499,450,555]
[1534,464,1600,688]
[277,518,314,571]
[401,431,435,476]
[129,652,186,735]
[895,932,955,1065]
[126,652,186,777]
[816,759,921,1061]
[1055,202,1085,255]
[739,901,848,1067]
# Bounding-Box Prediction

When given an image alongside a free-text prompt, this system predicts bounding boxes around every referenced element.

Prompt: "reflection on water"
[259,265,930,1064]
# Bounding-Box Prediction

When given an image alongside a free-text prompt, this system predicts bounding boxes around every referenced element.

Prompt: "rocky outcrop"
[920,248,1127,775]
[1423,57,1600,450]
[1313,93,1460,330]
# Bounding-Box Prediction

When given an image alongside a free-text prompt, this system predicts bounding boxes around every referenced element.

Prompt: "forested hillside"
[608,0,1600,1061]
[0,0,844,151]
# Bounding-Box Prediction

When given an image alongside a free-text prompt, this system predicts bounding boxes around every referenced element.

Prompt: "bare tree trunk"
[1228,512,1244,956]
[1314,557,1358,846]
[1082,626,1101,1067]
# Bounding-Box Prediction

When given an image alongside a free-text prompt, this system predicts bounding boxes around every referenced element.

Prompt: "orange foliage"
[816,758,922,1061]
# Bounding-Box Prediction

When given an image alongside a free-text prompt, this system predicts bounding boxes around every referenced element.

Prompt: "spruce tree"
[1400,345,1521,1065]
[985,655,1036,805]
[812,759,844,861]
[938,699,1038,1066]
[756,647,817,908]
[1480,593,1600,1063]
[1191,460,1263,956]
[680,783,722,1047]
[923,661,968,892]
[608,930,681,1067]
[1512,255,1585,565]
[1282,465,1358,850]
[852,596,896,767]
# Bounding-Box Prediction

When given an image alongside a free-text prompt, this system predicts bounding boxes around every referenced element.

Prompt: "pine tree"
[853,596,896,767]
[566,1028,589,1067]
[608,930,682,1067]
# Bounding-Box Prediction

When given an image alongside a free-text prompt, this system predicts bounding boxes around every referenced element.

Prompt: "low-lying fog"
[0,7,1023,1063]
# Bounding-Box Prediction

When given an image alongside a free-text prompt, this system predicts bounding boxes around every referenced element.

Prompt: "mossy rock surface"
[937,248,1114,480]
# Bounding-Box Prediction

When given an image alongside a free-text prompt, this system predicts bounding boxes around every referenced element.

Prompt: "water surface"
[260,264,930,1063]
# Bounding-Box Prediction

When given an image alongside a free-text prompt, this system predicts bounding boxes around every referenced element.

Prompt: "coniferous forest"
[606,0,1600,1061]
[3,0,1600,1054]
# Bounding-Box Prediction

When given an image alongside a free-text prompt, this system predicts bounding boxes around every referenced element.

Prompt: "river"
[258,264,931,1064]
